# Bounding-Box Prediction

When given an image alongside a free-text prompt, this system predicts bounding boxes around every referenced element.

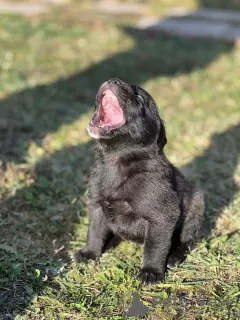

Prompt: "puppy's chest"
[99,156,147,199]
[100,181,146,241]
[96,158,148,240]
[100,163,128,201]
[99,162,135,214]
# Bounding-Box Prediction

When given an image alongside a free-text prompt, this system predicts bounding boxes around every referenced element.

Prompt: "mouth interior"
[91,90,124,128]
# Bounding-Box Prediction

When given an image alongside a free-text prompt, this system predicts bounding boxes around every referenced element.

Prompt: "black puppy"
[74,78,204,284]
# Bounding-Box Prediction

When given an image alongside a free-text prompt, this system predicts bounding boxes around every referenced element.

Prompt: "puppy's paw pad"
[73,249,98,263]
[167,255,184,268]
[139,268,164,285]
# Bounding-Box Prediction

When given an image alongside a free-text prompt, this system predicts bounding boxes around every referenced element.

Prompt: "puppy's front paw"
[167,249,186,268]
[73,248,99,263]
[167,255,183,268]
[139,268,164,285]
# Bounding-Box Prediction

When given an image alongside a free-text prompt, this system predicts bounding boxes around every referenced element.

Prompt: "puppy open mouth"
[89,90,125,131]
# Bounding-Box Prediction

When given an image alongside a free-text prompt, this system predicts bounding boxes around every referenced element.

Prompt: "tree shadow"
[0,9,239,317]
[0,26,234,165]
[181,123,240,236]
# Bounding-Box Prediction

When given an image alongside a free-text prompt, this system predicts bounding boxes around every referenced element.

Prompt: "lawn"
[0,1,240,319]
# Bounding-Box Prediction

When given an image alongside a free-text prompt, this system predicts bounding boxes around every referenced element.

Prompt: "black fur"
[74,78,204,285]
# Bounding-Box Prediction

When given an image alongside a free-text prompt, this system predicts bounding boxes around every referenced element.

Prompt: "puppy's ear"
[157,119,167,149]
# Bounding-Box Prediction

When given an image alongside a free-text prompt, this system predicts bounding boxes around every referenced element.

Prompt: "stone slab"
[166,7,240,23]
[41,0,66,3]
[95,0,146,15]
[136,15,240,41]
[0,1,48,15]
[0,0,66,16]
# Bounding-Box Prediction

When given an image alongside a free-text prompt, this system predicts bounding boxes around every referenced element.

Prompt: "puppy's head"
[87,78,167,149]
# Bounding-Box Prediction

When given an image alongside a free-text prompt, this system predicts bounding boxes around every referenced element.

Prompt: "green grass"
[0,1,240,319]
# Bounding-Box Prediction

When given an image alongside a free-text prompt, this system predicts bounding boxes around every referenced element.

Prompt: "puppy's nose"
[108,78,122,85]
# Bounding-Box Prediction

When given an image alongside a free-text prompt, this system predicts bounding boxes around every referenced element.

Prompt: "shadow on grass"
[0,23,239,316]
[0,26,234,165]
[181,123,240,236]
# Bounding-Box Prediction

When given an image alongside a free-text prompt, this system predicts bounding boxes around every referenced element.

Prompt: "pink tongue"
[101,90,123,125]
[102,94,109,108]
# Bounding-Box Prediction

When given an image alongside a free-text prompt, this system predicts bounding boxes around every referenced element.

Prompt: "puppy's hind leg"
[168,191,204,268]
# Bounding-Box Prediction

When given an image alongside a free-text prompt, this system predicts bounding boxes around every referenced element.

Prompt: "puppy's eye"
[132,86,144,104]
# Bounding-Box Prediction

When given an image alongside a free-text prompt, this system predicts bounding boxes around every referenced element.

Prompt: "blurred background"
[0,0,240,319]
